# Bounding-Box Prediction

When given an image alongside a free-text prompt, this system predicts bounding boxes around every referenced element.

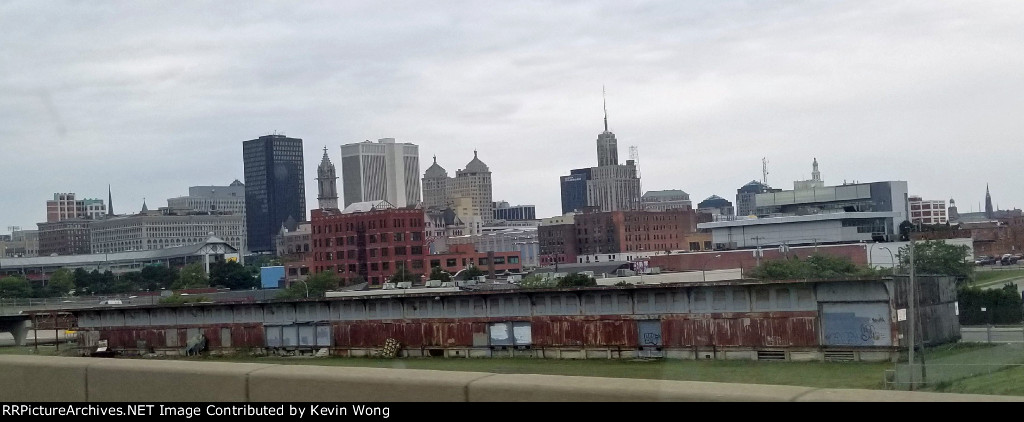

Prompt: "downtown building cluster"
[4,105,1024,288]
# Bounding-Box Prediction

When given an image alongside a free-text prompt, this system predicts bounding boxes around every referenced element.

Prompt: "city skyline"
[3,1,1024,230]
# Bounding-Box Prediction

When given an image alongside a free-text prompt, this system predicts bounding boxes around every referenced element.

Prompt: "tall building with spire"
[340,138,421,208]
[582,89,641,212]
[596,87,618,167]
[316,147,339,210]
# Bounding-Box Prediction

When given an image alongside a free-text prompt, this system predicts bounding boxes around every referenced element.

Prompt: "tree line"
[0,261,259,299]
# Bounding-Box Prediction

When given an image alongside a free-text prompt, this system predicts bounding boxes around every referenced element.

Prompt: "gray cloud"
[2,0,1023,230]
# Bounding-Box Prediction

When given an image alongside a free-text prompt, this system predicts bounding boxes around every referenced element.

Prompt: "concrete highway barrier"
[1,355,1021,402]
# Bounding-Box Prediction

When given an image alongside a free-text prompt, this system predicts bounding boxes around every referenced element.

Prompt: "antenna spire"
[602,85,608,132]
[762,158,769,185]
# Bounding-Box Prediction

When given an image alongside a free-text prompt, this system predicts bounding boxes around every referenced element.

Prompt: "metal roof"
[341,200,395,214]
[698,211,901,229]
[0,236,237,269]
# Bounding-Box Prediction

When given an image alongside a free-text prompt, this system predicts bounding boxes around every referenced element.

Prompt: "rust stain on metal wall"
[96,324,267,350]
[332,321,479,348]
[660,314,819,347]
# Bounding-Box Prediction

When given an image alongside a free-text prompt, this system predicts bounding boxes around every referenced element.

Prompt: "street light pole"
[297,280,309,298]
[880,247,895,276]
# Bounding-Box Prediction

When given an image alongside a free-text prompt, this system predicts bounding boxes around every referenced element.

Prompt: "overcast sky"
[2,1,1023,231]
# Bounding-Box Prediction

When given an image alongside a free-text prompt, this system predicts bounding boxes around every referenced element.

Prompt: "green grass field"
[7,340,1024,396]
[175,354,895,390]
[929,364,1024,396]
[973,269,1024,287]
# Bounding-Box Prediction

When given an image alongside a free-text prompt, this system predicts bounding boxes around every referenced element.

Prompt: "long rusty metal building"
[63,276,959,362]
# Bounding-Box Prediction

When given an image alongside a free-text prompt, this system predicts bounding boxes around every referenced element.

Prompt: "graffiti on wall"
[821,302,891,347]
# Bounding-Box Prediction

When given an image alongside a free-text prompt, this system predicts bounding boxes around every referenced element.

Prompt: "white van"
[99,299,123,305]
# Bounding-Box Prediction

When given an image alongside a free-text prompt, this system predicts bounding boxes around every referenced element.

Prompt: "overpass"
[0,355,1020,402]
[0,315,29,346]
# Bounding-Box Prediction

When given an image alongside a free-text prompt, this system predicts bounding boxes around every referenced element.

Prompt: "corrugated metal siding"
[75,279,919,352]
[583,319,634,346]
[817,281,889,302]
[660,314,819,347]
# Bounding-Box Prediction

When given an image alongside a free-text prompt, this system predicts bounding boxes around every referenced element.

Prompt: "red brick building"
[649,243,870,273]
[539,223,577,266]
[37,219,92,256]
[310,204,428,287]
[426,244,522,276]
[575,209,697,255]
[911,219,1024,258]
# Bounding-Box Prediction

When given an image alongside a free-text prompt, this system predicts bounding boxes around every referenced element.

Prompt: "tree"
[159,294,211,305]
[429,267,451,282]
[557,273,597,288]
[460,266,485,280]
[209,261,257,290]
[749,254,879,280]
[519,274,556,289]
[899,220,915,241]
[107,271,136,294]
[345,274,366,286]
[47,269,76,297]
[140,264,178,291]
[390,265,417,284]
[79,269,123,295]
[897,240,973,283]
[173,263,209,290]
[277,270,340,299]
[957,283,1022,325]
[0,276,32,298]
[71,268,90,296]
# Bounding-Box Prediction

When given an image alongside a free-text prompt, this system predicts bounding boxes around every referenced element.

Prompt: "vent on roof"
[757,350,786,361]
[824,351,856,362]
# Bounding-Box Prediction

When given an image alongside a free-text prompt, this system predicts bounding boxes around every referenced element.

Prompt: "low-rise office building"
[701,180,911,250]
[90,213,246,254]
[0,236,239,281]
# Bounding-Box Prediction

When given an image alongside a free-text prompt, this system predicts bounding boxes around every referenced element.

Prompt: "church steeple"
[985,183,994,218]
[317,146,339,209]
[107,185,114,216]
[811,158,821,182]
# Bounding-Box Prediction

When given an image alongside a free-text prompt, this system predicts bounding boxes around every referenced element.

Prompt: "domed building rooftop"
[698,195,732,209]
[424,155,448,179]
[463,150,489,173]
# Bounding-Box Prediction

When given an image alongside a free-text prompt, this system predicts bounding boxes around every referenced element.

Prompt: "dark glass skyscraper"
[559,168,591,215]
[243,135,306,253]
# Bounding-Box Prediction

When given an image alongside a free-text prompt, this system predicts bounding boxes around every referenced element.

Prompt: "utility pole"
[751,236,765,266]
[908,240,917,390]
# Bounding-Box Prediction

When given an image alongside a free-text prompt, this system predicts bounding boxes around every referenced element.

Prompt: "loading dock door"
[638,320,663,358]
[638,320,663,347]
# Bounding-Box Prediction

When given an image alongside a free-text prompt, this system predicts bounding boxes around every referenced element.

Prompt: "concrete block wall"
[1,355,1020,402]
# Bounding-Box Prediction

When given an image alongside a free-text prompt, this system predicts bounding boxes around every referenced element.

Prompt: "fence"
[887,342,1024,390]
